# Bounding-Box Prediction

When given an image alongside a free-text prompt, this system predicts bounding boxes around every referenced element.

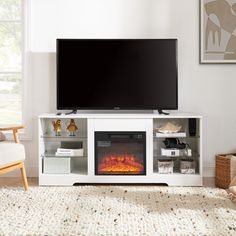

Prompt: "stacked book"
[55,141,84,157]
[56,148,84,157]
[155,132,186,138]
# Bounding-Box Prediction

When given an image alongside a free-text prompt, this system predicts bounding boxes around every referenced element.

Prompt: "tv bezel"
[56,38,178,111]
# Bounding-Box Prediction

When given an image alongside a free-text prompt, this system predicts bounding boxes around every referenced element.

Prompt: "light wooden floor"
[0,177,38,187]
[0,177,215,188]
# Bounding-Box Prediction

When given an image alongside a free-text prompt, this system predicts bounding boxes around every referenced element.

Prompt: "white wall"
[6,0,236,177]
[29,0,172,52]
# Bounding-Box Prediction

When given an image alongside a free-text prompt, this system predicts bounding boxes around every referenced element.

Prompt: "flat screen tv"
[57,39,178,111]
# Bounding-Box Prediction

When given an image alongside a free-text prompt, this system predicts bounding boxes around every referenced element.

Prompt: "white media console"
[38,113,202,186]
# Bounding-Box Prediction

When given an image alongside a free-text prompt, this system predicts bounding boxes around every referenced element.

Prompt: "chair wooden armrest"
[0,125,26,143]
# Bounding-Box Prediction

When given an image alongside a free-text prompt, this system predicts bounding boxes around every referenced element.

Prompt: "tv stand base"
[38,113,202,186]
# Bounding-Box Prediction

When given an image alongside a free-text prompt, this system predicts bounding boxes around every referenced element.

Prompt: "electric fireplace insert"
[95,132,146,175]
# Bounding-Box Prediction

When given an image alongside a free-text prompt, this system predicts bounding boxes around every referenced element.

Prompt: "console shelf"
[38,113,202,186]
[42,154,87,159]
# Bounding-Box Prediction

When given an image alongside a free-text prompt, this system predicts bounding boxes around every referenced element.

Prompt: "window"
[0,0,22,125]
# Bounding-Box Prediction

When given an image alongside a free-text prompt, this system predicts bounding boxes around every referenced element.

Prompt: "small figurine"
[52,119,62,136]
[67,119,78,136]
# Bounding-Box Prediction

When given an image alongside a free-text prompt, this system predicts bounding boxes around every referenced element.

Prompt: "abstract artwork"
[200,0,236,63]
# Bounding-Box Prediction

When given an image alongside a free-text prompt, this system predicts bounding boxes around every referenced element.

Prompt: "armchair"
[0,126,29,191]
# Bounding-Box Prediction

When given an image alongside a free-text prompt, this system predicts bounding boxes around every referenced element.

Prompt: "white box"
[180,160,195,174]
[186,149,192,157]
[43,158,71,174]
[161,148,192,157]
[161,148,180,156]
[158,160,174,174]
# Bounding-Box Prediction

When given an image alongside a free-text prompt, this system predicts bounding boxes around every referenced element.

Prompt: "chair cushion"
[0,142,25,167]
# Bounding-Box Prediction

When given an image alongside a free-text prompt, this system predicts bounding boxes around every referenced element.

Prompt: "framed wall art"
[200,0,236,63]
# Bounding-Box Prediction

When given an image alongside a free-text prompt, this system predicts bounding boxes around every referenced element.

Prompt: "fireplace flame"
[98,154,144,174]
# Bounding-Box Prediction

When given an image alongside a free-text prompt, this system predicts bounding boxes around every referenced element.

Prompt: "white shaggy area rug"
[0,186,236,236]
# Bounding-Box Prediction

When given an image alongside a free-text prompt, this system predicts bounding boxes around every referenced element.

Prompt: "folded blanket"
[230,176,236,187]
[229,156,236,202]
[229,185,236,203]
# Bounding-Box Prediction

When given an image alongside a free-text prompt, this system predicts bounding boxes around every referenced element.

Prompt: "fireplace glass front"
[95,132,146,175]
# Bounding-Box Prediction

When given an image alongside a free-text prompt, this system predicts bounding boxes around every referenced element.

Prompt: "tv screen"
[57,39,178,110]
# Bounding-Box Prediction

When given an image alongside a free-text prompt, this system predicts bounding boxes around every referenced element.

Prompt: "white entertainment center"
[38,113,202,186]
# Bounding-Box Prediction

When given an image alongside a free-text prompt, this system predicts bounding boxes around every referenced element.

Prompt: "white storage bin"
[180,159,195,174]
[43,157,71,174]
[158,160,174,174]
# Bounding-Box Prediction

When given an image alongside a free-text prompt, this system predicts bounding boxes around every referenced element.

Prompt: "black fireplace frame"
[94,131,146,175]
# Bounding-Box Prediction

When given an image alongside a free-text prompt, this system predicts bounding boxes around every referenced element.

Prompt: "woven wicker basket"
[215,153,235,189]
